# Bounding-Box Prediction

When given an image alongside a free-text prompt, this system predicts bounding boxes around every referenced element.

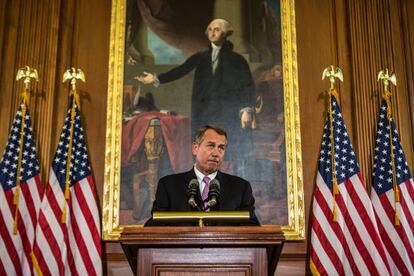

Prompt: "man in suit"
[145,125,259,226]
[136,18,256,180]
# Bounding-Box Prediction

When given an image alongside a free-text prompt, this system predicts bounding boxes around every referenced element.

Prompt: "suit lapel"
[183,169,197,185]
[211,171,228,211]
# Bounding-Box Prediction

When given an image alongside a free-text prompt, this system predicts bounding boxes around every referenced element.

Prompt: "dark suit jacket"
[145,169,260,226]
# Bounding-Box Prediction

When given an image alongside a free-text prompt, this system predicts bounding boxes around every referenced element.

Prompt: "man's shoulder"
[159,170,193,182]
[160,171,189,179]
[217,171,249,184]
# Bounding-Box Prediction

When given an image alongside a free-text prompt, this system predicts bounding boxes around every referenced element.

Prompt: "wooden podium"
[121,226,285,276]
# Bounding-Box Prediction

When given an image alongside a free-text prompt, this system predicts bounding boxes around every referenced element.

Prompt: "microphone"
[208,179,220,207]
[187,179,201,210]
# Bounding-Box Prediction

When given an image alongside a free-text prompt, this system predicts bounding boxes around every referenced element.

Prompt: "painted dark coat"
[158,41,255,161]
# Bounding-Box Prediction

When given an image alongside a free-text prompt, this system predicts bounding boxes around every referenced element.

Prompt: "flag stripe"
[75,177,101,253]
[338,175,388,274]
[382,190,414,259]
[0,106,42,276]
[371,100,414,275]
[33,98,102,275]
[70,191,96,276]
[400,180,414,237]
[0,211,21,276]
[313,181,354,274]
[398,187,414,251]
[35,171,67,275]
[310,227,338,276]
[372,191,414,274]
[32,226,54,276]
[0,189,24,275]
[0,249,9,276]
[310,96,390,275]
[36,211,63,274]
[24,176,42,226]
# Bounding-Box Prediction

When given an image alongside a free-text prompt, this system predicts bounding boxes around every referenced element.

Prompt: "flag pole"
[322,65,343,222]
[377,69,399,226]
[13,66,39,234]
[61,67,85,223]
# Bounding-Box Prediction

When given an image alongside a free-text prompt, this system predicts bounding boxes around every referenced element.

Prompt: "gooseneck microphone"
[208,179,220,207]
[187,179,201,210]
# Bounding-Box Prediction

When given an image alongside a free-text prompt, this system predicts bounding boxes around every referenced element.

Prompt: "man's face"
[207,21,226,46]
[192,129,227,175]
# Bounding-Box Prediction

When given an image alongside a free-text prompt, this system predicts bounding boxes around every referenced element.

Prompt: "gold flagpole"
[61,68,85,223]
[377,69,399,226]
[13,66,39,234]
[322,65,343,222]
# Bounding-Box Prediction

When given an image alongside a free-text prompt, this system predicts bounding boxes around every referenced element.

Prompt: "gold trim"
[154,211,250,227]
[102,0,126,240]
[102,0,304,241]
[153,211,250,221]
[279,0,304,240]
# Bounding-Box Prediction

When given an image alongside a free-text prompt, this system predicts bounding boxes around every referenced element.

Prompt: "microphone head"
[209,179,220,190]
[188,179,199,190]
[208,179,220,207]
[187,178,199,202]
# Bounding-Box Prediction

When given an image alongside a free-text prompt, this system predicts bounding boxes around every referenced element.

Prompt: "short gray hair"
[205,18,234,38]
[193,125,228,144]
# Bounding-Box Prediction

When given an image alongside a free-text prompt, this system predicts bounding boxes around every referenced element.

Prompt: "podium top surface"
[120,226,285,246]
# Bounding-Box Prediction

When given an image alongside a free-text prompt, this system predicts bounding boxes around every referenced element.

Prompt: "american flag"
[371,100,414,275]
[310,95,390,275]
[32,97,102,275]
[0,104,43,275]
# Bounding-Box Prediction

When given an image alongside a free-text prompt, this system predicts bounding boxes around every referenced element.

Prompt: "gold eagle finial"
[322,65,343,90]
[377,69,396,92]
[16,66,39,90]
[63,67,85,91]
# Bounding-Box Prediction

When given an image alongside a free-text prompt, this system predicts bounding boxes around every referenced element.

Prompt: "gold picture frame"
[102,0,304,241]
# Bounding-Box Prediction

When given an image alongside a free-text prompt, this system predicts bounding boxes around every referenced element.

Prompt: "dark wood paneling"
[69,0,111,196]
[0,0,8,76]
[347,0,414,188]
[0,0,62,185]
[400,0,414,154]
[294,0,339,255]
[139,248,257,276]
[0,0,20,150]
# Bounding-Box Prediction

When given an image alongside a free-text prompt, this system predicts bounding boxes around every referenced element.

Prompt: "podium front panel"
[138,247,266,276]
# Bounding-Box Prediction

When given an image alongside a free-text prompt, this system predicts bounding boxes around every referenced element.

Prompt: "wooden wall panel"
[401,0,414,148]
[69,0,111,196]
[0,0,7,75]
[290,0,337,255]
[0,0,20,150]
[389,0,414,168]
[0,0,62,184]
[347,0,413,188]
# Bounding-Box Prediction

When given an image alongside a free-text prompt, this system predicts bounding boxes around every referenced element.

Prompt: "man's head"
[192,125,227,175]
[205,19,233,46]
